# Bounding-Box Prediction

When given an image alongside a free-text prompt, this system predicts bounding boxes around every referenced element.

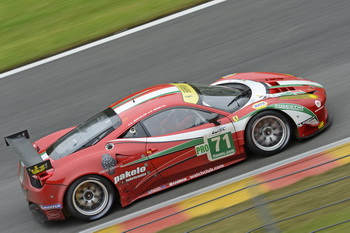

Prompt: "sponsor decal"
[27,160,52,176]
[147,185,167,194]
[252,101,267,110]
[169,178,187,186]
[275,103,304,111]
[101,154,117,175]
[114,166,147,184]
[315,100,322,108]
[318,121,325,129]
[172,83,199,104]
[189,165,225,179]
[232,116,239,122]
[41,204,62,210]
[212,126,226,135]
[128,105,166,126]
[195,131,236,161]
[99,165,117,175]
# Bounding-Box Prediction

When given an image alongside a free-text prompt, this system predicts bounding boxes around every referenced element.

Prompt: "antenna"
[129,92,135,103]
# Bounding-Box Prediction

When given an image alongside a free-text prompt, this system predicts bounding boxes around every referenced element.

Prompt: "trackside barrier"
[91,140,350,233]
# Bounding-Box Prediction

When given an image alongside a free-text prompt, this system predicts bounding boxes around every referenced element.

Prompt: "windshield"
[47,108,122,159]
[193,84,251,112]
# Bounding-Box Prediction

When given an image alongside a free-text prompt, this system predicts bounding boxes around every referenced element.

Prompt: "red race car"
[5,72,330,222]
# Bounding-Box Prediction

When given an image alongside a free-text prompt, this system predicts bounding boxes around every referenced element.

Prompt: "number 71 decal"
[195,132,236,161]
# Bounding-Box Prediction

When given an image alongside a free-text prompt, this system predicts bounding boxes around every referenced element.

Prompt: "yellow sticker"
[172,83,199,104]
[280,94,318,100]
[252,101,268,110]
[318,121,325,129]
[29,165,45,175]
[232,116,239,122]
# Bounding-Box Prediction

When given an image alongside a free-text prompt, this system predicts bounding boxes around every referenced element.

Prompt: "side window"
[142,108,218,136]
[120,123,148,138]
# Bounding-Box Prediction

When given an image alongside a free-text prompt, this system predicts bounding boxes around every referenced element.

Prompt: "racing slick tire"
[245,110,291,156]
[65,175,115,221]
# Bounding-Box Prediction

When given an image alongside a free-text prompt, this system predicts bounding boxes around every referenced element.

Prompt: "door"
[109,122,166,205]
[141,107,241,182]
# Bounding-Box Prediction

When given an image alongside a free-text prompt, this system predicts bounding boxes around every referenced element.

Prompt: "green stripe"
[120,156,149,167]
[136,91,180,106]
[121,138,203,167]
[111,91,148,109]
[148,138,204,160]
[237,102,316,122]
[268,103,315,116]
[113,90,180,111]
[270,84,320,88]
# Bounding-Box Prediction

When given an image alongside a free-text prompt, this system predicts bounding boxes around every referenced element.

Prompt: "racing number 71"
[210,133,231,152]
[207,132,236,161]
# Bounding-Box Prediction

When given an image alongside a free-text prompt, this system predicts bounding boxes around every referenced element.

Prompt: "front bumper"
[297,106,332,140]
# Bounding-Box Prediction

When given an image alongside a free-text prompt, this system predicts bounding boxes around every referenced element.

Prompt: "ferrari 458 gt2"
[5,72,330,222]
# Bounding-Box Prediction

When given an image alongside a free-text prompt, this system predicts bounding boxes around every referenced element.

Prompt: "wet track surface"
[1,0,350,232]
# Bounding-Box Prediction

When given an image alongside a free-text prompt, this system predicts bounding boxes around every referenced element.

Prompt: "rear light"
[34,170,54,186]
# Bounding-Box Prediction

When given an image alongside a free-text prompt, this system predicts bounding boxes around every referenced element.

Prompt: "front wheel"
[245,111,291,156]
[65,175,115,221]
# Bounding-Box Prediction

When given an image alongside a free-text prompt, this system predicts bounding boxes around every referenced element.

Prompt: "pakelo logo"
[253,101,267,110]
[114,166,146,184]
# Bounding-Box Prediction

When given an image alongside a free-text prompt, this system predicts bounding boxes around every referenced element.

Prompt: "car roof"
[109,83,201,124]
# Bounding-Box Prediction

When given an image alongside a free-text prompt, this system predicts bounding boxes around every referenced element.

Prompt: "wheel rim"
[251,115,289,151]
[72,179,109,216]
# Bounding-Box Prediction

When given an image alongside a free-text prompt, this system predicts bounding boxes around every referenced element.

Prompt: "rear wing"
[4,130,52,176]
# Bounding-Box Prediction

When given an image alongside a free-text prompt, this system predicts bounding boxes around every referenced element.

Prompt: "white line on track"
[80,136,350,233]
[0,0,227,80]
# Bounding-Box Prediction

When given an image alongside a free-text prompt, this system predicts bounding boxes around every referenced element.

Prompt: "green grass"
[0,0,208,72]
[160,163,350,233]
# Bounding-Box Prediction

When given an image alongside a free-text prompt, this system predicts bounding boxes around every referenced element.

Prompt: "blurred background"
[1,0,350,232]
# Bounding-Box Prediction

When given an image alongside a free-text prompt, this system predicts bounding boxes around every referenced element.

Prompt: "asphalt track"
[0,0,350,232]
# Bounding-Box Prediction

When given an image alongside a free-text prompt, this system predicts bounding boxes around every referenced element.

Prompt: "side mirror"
[208,113,221,126]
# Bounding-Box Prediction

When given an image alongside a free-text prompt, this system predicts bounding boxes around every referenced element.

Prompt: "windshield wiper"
[227,89,251,107]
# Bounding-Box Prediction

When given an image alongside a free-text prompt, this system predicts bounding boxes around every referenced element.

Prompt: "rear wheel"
[245,111,291,156]
[65,175,114,221]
